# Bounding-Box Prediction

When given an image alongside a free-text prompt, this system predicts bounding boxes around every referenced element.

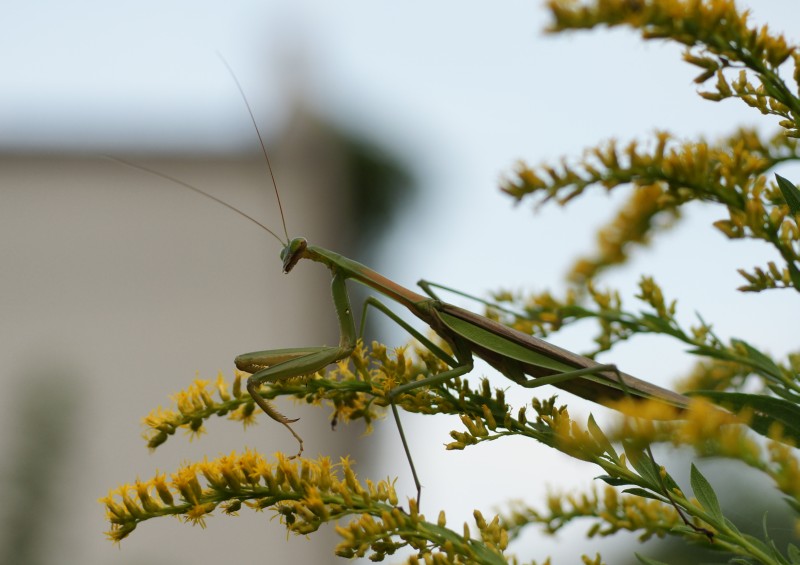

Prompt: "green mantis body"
[237,236,692,497]
[115,153,692,500]
[119,158,691,505]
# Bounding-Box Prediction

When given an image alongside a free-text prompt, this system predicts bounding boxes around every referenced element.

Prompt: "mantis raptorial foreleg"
[235,271,357,458]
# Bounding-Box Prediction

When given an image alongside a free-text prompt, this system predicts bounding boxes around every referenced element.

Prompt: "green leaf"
[690,391,800,445]
[723,516,742,536]
[635,553,672,565]
[776,174,800,215]
[730,338,784,381]
[761,513,790,565]
[623,442,659,484]
[690,464,723,522]
[741,532,779,561]
[786,543,800,564]
[588,414,619,462]
[622,487,669,503]
[596,475,633,487]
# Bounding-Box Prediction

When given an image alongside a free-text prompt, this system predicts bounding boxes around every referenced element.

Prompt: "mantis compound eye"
[281,237,308,273]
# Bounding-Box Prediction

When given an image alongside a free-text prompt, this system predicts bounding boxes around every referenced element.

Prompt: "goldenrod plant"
[103,1,800,563]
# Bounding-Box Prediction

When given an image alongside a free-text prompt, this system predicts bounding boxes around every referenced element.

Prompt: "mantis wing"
[437,305,690,411]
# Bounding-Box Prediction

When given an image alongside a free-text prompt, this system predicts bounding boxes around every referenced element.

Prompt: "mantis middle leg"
[359,296,474,504]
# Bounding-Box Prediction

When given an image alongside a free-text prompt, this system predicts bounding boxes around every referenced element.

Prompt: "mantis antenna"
[111,57,292,247]
[217,53,290,244]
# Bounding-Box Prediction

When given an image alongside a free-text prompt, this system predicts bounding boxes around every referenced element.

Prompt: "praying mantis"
[116,64,692,503]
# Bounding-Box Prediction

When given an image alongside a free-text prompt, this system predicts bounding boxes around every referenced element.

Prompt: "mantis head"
[281,237,308,273]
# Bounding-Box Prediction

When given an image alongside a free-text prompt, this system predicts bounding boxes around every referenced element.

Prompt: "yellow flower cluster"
[547,0,793,70]
[613,398,800,513]
[549,485,683,540]
[141,372,256,449]
[101,451,398,543]
[503,127,799,292]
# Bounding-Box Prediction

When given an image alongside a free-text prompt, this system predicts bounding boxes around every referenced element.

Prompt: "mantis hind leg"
[359,296,474,504]
[516,363,622,390]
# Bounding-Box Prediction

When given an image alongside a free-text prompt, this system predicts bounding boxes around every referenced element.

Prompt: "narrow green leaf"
[776,174,800,215]
[761,513,790,565]
[635,553,672,565]
[624,442,659,485]
[588,414,619,462]
[622,487,669,503]
[741,532,778,560]
[723,516,742,536]
[786,543,800,563]
[730,338,784,380]
[690,464,724,522]
[596,475,633,487]
[690,391,800,445]
[786,497,800,516]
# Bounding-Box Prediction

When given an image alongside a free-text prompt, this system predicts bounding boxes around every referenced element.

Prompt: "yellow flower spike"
[237,450,261,485]
[408,498,419,522]
[215,372,230,402]
[284,463,302,493]
[437,510,446,527]
[199,386,214,409]
[334,523,356,542]
[272,453,289,486]
[581,553,604,565]
[120,489,145,520]
[499,527,509,550]
[459,414,480,437]
[380,509,395,531]
[222,457,247,492]
[185,502,216,528]
[604,486,619,514]
[101,492,130,521]
[473,509,487,530]
[260,463,277,492]
[152,472,174,506]
[360,485,371,506]
[545,492,563,516]
[172,390,191,415]
[316,457,333,492]
[481,404,497,430]
[343,460,363,495]
[199,460,226,491]
[232,371,243,398]
[135,480,162,513]
[340,484,354,507]
[295,503,318,525]
[172,466,201,505]
[366,479,379,500]
[442,539,455,559]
